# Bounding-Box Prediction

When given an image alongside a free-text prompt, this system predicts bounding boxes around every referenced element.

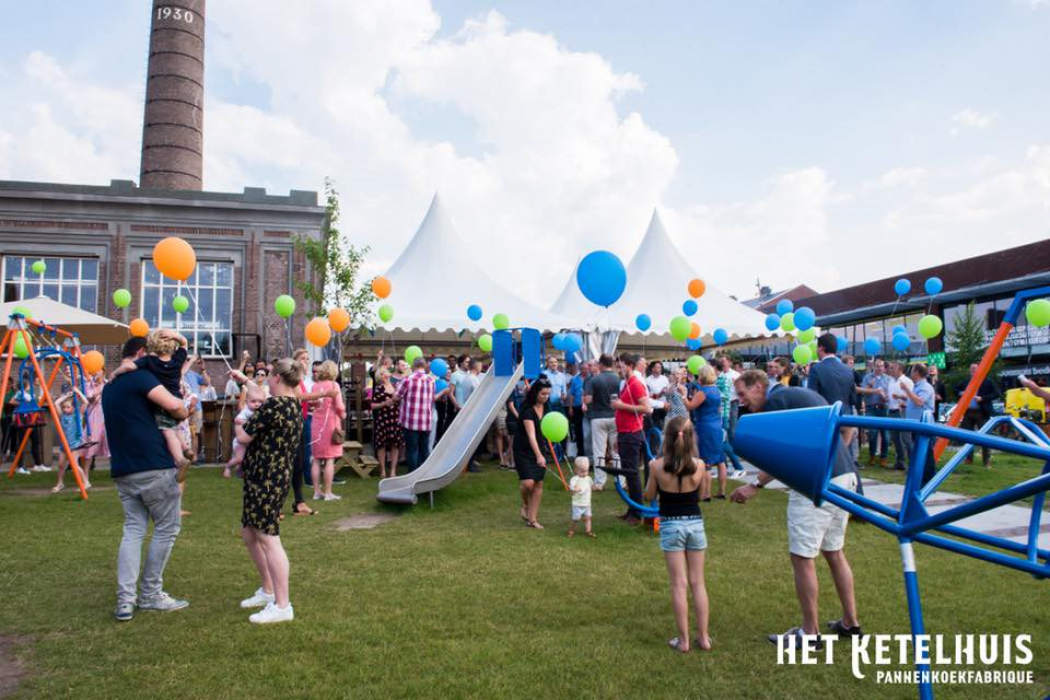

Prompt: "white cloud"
[867,166,926,189]
[950,108,999,136]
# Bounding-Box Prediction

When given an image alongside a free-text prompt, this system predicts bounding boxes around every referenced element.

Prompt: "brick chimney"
[139,0,205,190]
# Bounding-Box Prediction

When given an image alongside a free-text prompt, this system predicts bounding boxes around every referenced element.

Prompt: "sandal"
[294,503,317,516]
[520,507,529,523]
[586,531,596,538]
[567,530,575,538]
[51,483,65,493]
[694,637,713,651]
[668,637,690,654]
[527,520,544,530]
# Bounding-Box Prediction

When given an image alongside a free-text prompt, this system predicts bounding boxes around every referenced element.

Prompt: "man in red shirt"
[612,353,652,525]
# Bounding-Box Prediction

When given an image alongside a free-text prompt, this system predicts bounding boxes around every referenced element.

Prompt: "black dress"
[372,383,404,449]
[513,403,552,482]
[241,396,303,536]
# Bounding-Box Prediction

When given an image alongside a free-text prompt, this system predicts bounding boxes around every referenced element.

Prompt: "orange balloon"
[305,317,332,347]
[129,318,149,337]
[688,279,706,298]
[689,322,702,340]
[327,307,351,333]
[153,236,197,281]
[371,276,392,299]
[81,350,105,375]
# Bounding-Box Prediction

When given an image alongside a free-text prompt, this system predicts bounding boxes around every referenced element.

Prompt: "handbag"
[331,426,345,445]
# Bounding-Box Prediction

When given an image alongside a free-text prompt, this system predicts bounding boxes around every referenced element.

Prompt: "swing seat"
[12,400,47,428]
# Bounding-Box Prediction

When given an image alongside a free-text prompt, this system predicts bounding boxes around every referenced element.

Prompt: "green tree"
[944,302,996,397]
[295,178,374,328]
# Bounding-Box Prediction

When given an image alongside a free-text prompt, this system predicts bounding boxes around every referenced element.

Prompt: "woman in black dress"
[513,378,553,529]
[235,358,303,624]
[371,367,404,479]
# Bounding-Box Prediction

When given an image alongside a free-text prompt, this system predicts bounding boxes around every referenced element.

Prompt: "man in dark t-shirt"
[102,337,190,622]
[584,354,620,490]
[730,370,862,648]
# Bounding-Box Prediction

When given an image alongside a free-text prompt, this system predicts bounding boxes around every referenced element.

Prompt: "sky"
[1,0,1048,304]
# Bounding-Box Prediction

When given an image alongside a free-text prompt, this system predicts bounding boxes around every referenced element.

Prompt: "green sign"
[927,352,946,369]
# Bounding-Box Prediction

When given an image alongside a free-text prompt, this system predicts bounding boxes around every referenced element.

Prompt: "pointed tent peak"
[385,192,464,278]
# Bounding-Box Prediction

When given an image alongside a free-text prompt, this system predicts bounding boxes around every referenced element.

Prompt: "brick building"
[0,178,325,378]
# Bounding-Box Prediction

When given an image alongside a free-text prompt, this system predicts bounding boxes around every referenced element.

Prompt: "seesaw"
[733,403,1050,700]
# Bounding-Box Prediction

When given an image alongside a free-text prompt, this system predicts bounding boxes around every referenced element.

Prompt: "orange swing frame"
[0,315,90,500]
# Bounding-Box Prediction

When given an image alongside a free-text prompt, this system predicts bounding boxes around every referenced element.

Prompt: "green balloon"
[493,313,510,330]
[13,335,31,359]
[1026,298,1050,328]
[918,314,943,339]
[31,260,46,275]
[112,289,132,309]
[172,295,190,314]
[478,334,493,352]
[274,294,296,319]
[780,312,796,332]
[798,328,816,343]
[669,316,691,342]
[11,306,32,319]
[540,411,569,442]
[378,304,394,323]
[792,344,812,365]
[686,355,706,375]
[405,345,423,364]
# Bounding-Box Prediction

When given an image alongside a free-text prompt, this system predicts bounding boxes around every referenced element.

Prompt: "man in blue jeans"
[857,359,890,466]
[102,335,190,622]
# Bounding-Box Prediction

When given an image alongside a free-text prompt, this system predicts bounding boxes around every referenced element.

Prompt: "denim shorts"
[571,505,592,520]
[659,516,707,552]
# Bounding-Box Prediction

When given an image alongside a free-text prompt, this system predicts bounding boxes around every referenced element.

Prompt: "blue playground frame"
[733,403,1050,700]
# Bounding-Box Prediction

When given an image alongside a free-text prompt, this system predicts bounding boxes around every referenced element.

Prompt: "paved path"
[743,466,1050,550]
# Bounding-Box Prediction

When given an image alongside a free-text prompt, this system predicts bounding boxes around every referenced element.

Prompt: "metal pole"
[899,538,934,700]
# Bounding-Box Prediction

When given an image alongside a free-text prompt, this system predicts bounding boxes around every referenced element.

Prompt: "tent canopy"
[2,296,129,345]
[550,210,769,340]
[378,194,577,334]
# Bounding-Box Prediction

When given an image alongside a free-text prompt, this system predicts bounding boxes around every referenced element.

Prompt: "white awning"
[2,296,129,345]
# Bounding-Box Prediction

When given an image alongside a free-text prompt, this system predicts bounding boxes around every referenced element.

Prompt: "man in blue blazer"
[807,333,860,469]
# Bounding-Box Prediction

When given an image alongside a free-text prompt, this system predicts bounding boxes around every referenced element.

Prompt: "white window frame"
[140,259,234,358]
[2,255,99,312]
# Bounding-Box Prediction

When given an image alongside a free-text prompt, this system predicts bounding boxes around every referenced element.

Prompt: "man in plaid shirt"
[397,357,435,472]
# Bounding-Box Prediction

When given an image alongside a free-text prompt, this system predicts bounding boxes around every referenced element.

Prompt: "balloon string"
[180,285,234,372]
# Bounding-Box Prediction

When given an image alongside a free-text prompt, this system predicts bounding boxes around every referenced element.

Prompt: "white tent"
[550,210,769,341]
[1,295,129,345]
[378,194,577,334]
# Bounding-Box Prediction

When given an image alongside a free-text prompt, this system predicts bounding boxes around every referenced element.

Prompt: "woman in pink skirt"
[82,371,109,479]
[310,360,346,501]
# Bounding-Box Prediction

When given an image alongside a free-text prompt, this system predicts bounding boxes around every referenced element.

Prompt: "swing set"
[1,310,91,500]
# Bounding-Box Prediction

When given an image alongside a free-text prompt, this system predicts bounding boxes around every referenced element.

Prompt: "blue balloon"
[686,338,702,351]
[836,336,849,353]
[712,328,728,345]
[894,279,911,296]
[892,333,911,352]
[892,324,907,336]
[863,337,882,356]
[467,304,483,321]
[435,378,449,393]
[562,333,583,354]
[776,299,794,316]
[924,277,943,295]
[552,333,566,350]
[576,250,627,307]
[682,299,698,317]
[429,358,448,378]
[635,313,652,332]
[794,307,816,331]
[765,314,781,331]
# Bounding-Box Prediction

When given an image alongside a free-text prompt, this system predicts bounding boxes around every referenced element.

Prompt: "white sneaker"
[732,470,747,480]
[249,601,294,624]
[312,493,323,501]
[240,587,276,609]
[15,467,30,475]
[323,493,342,501]
[35,465,52,472]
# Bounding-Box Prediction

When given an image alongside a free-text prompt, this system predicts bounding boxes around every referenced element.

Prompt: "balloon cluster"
[553,332,583,357]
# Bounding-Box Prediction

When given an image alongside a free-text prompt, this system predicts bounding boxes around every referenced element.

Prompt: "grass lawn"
[0,463,1048,699]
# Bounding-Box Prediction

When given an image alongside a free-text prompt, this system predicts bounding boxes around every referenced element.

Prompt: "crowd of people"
[4,325,1036,650]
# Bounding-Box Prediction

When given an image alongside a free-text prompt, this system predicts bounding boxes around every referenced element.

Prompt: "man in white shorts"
[730,369,863,648]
